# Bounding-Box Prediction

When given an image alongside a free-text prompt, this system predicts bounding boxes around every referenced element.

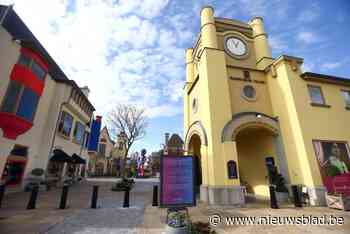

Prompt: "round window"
[242,85,256,101]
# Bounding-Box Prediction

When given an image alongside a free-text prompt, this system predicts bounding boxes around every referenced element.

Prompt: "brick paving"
[1,179,350,234]
[0,178,158,234]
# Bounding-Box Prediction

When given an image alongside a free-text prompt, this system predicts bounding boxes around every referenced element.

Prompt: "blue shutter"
[16,88,39,121]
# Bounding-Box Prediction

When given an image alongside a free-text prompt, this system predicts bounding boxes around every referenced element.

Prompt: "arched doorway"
[188,134,202,195]
[222,112,289,203]
[236,126,278,201]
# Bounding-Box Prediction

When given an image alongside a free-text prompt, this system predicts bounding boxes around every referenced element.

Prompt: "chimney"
[165,133,170,145]
[80,86,90,98]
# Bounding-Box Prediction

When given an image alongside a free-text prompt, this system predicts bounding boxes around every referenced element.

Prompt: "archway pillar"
[202,141,245,205]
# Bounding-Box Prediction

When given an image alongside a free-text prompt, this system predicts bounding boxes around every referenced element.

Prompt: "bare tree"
[107,104,148,177]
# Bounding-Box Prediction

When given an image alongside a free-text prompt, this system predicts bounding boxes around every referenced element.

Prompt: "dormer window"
[17,53,46,81]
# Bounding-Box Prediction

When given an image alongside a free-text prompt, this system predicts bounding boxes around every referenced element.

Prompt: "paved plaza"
[0,178,350,234]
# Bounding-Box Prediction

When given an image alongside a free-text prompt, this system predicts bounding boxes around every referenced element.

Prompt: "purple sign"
[160,156,195,207]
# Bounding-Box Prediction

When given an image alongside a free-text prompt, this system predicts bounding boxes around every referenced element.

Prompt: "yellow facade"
[184,6,350,206]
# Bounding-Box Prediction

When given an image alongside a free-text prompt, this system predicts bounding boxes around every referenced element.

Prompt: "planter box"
[326,194,350,211]
[165,225,188,234]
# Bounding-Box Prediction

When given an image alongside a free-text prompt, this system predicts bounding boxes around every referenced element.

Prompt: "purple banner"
[160,156,195,207]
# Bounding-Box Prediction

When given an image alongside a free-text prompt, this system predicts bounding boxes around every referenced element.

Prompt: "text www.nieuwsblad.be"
[208,214,345,226]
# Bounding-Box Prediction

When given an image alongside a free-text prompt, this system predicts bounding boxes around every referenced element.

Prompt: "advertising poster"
[313,141,350,196]
[160,156,195,207]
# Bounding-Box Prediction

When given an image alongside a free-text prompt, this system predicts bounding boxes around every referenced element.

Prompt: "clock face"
[226,37,247,57]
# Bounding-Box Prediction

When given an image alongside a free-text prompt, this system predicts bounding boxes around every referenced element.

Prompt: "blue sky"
[2,0,349,154]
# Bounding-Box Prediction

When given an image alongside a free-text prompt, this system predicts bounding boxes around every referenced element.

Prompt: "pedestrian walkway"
[0,178,158,234]
[1,179,350,234]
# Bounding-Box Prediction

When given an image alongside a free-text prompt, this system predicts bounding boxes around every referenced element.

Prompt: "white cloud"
[297,31,319,44]
[269,35,287,50]
[2,0,188,120]
[321,62,343,70]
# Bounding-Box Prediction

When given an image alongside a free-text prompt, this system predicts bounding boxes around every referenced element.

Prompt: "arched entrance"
[188,134,202,195]
[222,112,289,203]
[236,126,277,201]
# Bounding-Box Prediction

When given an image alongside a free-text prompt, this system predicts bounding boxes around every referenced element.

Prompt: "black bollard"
[59,185,69,209]
[123,189,130,208]
[152,185,158,206]
[269,185,279,209]
[91,185,99,209]
[0,184,6,208]
[27,185,39,209]
[291,185,302,208]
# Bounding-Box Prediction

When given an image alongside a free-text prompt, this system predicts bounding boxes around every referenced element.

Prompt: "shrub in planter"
[189,221,216,234]
[166,210,189,234]
[111,178,135,191]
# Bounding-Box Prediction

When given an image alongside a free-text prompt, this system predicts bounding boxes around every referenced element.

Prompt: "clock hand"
[233,41,239,48]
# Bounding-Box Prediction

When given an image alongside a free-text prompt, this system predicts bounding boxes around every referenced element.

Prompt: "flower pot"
[276,192,289,203]
[165,225,188,234]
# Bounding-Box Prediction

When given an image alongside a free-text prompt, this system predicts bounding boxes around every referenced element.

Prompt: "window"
[1,80,39,122]
[73,121,85,145]
[17,53,46,81]
[16,88,39,121]
[18,54,31,67]
[58,111,73,137]
[341,90,350,108]
[1,80,22,113]
[308,85,325,105]
[31,60,46,80]
[84,131,90,148]
[242,85,257,101]
[98,143,106,156]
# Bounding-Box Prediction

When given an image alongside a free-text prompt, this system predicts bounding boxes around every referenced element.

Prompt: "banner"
[313,141,350,196]
[160,156,195,207]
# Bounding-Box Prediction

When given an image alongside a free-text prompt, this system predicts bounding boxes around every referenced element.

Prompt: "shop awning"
[72,153,86,164]
[50,149,72,163]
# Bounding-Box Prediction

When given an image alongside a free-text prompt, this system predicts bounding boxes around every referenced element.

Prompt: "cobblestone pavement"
[0,178,158,234]
[2,179,350,234]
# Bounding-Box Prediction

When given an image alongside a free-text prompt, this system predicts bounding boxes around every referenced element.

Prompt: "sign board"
[313,140,350,196]
[160,156,196,207]
[227,160,238,179]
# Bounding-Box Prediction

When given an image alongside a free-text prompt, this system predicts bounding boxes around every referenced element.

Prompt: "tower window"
[242,85,256,101]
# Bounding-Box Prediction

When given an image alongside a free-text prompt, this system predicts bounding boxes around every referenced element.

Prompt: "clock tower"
[184,6,292,205]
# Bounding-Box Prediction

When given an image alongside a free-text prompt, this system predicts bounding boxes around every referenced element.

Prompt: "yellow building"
[184,6,350,206]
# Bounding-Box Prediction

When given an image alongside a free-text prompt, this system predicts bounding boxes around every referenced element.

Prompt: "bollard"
[291,185,302,208]
[59,185,69,209]
[27,185,39,209]
[152,185,158,206]
[123,189,130,208]
[269,185,279,209]
[0,184,6,208]
[91,185,99,209]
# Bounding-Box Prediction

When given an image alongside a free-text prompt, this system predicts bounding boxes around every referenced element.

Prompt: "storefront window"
[73,121,85,145]
[58,111,73,137]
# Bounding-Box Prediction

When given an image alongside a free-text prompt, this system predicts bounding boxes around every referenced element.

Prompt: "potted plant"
[268,166,289,203]
[166,210,189,234]
[189,221,216,234]
[111,177,135,191]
